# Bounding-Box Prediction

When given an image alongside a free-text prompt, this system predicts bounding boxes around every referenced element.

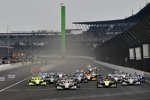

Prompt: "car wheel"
[97,84,100,88]
[85,79,88,83]
[114,84,117,88]
[121,82,126,86]
[77,84,80,88]
[74,86,77,90]
[56,86,60,91]
[138,82,141,86]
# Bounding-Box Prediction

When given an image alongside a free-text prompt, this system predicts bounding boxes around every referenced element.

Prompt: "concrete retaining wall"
[0,61,41,72]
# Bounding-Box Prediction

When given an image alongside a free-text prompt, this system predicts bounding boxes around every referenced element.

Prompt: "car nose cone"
[64,83,70,88]
[129,79,134,83]
[35,80,40,84]
[104,81,110,86]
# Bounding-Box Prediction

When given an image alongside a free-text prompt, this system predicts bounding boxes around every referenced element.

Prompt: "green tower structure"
[61,5,66,56]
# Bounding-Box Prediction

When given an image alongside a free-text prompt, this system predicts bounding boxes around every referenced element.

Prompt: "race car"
[45,75,57,84]
[91,71,98,80]
[38,72,49,79]
[84,72,92,80]
[108,70,129,83]
[97,74,103,81]
[97,76,117,88]
[136,75,145,83]
[85,71,97,81]
[133,73,145,83]
[42,72,58,84]
[28,76,47,86]
[57,72,64,78]
[86,65,93,72]
[93,66,100,71]
[56,77,79,90]
[110,74,123,83]
[85,73,97,81]
[121,76,141,86]
[73,73,88,83]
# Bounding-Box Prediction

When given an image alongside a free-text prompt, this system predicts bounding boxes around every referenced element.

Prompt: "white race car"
[112,75,123,83]
[108,70,128,83]
[73,73,88,83]
[56,78,78,90]
[121,76,141,86]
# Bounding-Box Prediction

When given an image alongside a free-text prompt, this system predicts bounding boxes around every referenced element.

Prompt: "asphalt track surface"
[0,57,150,100]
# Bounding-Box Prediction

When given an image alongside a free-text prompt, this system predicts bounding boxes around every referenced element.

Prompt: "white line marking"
[0,76,31,93]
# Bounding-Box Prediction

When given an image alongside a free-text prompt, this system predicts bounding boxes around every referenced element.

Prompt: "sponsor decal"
[0,77,5,81]
[8,75,15,79]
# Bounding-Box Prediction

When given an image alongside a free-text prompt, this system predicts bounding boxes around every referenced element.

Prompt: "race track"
[0,57,150,100]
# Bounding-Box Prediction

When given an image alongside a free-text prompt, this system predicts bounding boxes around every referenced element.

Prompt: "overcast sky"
[0,0,149,32]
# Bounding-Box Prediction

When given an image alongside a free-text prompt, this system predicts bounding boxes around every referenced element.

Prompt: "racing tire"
[121,82,126,86]
[75,83,80,88]
[113,84,117,88]
[77,84,80,88]
[137,82,141,86]
[56,86,60,91]
[74,86,77,90]
[97,83,101,88]
[84,79,88,83]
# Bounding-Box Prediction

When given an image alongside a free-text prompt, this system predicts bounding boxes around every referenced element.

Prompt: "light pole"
[7,26,10,57]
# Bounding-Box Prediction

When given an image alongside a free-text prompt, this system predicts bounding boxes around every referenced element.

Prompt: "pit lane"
[0,57,150,100]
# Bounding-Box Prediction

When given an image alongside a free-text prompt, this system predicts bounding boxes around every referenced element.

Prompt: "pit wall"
[0,60,42,72]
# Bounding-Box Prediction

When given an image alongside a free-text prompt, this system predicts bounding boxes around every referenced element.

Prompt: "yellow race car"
[28,76,47,86]
[97,77,117,88]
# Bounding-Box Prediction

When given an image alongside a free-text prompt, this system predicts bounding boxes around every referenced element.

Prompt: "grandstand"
[73,3,150,44]
[94,16,150,71]
[73,3,150,72]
